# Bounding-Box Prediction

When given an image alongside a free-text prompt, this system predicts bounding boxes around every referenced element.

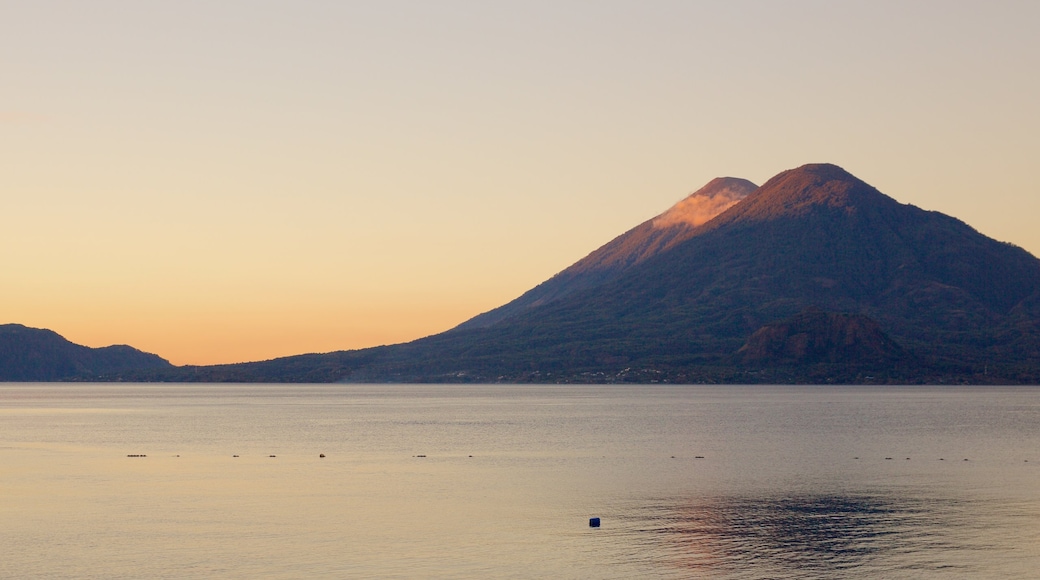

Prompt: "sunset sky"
[3,1,1039,365]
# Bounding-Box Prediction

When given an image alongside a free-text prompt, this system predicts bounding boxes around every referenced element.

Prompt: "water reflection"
[618,491,992,579]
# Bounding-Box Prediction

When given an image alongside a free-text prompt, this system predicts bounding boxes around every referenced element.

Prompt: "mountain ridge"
[0,324,172,381]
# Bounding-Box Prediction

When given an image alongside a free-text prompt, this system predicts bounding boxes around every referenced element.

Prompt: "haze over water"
[3,384,1039,578]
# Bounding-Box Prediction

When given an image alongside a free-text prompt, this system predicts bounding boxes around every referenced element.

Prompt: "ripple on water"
[606,490,1032,579]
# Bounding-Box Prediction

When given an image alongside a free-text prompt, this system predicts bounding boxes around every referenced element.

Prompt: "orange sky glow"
[3,1,1039,365]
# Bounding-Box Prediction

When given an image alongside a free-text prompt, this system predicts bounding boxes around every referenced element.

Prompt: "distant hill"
[0,324,171,381]
[109,163,1040,384]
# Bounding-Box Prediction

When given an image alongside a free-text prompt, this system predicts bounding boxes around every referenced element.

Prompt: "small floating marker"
[589,517,601,528]
[854,457,859,459]
[939,458,945,461]
[319,454,325,458]
[468,455,473,458]
[905,457,910,460]
[963,458,969,461]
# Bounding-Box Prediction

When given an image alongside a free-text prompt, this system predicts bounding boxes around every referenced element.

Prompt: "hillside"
[0,324,172,381]
[454,177,757,330]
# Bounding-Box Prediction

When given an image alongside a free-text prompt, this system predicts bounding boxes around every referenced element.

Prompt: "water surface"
[2,384,1038,578]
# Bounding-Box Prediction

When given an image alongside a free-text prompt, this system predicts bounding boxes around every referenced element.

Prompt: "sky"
[3,1,1039,365]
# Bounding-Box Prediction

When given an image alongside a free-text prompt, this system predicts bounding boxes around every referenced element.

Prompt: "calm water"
[2,384,1039,578]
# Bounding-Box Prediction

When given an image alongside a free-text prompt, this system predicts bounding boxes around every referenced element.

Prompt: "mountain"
[455,177,758,330]
[0,324,172,381]
[108,163,1040,384]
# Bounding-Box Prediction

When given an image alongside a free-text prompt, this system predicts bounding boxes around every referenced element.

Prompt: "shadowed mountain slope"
[0,324,172,381]
[737,309,908,365]
[454,177,757,330]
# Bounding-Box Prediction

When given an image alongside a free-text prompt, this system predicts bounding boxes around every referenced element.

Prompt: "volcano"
[89,164,1040,383]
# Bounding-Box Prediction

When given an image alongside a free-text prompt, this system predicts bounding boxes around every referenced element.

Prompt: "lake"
[2,384,1039,578]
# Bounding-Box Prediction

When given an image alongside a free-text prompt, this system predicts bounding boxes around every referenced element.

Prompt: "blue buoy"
[589,517,601,528]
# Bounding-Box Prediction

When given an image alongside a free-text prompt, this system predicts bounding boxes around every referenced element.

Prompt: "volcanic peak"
[709,163,896,228]
[652,177,758,229]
